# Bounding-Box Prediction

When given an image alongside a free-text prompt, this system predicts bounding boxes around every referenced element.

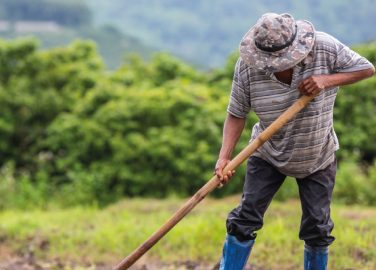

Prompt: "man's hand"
[298,75,328,96]
[215,114,245,187]
[215,158,235,187]
[298,68,375,96]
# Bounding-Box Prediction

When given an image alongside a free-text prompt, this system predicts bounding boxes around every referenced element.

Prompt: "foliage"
[0,199,375,269]
[334,77,376,161]
[40,75,241,203]
[334,43,376,161]
[0,38,102,171]
[0,38,375,209]
[353,42,376,65]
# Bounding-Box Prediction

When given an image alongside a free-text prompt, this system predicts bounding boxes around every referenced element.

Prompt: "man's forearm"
[325,67,375,88]
[219,114,246,159]
[299,67,375,95]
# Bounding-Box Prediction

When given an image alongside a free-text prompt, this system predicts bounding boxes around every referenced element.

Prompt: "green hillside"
[1,0,374,68]
[0,0,153,69]
[84,0,376,68]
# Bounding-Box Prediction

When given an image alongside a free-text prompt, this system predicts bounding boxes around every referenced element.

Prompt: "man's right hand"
[214,158,235,186]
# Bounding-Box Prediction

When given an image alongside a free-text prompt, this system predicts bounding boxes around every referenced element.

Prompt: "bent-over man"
[215,13,375,270]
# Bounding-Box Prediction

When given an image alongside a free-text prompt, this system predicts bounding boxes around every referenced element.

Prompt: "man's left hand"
[298,75,328,96]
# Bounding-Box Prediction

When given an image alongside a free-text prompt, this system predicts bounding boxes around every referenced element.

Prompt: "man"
[214,13,374,270]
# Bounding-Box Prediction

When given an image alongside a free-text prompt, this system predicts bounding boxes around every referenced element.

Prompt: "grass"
[0,196,375,269]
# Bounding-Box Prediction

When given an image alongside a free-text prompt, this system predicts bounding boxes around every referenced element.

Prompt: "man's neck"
[274,68,294,85]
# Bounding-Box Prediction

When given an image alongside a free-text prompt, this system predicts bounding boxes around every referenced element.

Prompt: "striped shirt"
[228,31,373,178]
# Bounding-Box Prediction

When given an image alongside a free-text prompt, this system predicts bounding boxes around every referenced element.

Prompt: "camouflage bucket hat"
[240,13,315,72]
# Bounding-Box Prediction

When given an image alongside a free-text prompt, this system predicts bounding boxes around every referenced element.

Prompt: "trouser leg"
[220,156,286,269]
[226,156,286,241]
[297,157,337,270]
[297,157,336,247]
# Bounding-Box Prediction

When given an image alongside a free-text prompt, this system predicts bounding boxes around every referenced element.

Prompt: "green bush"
[0,162,51,209]
[0,38,103,169]
[364,162,376,204]
[41,82,238,201]
[334,160,369,205]
[334,76,376,161]
[333,160,376,205]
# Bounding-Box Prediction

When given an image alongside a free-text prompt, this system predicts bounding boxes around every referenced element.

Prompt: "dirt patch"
[0,257,266,270]
[340,209,376,220]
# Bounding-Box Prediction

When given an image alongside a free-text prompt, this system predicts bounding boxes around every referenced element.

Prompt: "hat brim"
[239,20,315,72]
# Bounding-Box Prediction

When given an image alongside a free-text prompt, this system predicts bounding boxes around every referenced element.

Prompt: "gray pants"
[226,156,336,247]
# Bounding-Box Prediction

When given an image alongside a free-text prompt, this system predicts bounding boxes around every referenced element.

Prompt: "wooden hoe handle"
[113,94,314,270]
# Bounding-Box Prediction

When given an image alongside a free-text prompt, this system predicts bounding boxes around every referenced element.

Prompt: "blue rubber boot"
[304,244,328,270]
[219,234,255,270]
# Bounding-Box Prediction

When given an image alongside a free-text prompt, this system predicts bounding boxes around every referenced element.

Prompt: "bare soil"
[0,256,264,270]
